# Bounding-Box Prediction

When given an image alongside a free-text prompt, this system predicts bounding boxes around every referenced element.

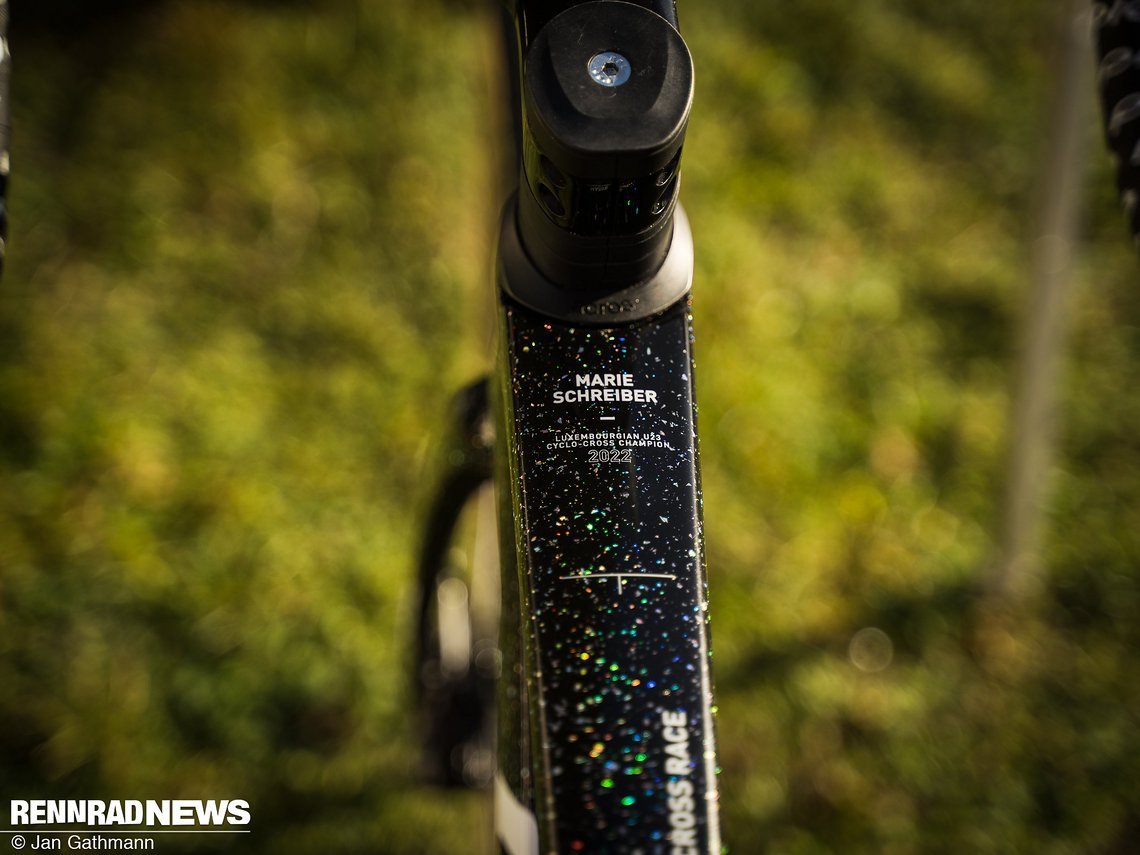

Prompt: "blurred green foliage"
[2,0,1138,852]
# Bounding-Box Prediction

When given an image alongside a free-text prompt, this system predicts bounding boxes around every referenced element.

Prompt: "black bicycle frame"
[491,3,721,852]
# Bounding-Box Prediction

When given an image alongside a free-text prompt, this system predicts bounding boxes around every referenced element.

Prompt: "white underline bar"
[558,573,677,580]
[0,830,251,834]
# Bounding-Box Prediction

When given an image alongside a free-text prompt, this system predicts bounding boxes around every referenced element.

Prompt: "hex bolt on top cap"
[588,51,631,87]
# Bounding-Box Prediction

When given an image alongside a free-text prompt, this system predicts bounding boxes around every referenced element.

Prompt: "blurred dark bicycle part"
[0,0,9,275]
[1093,0,1140,245]
[412,378,498,789]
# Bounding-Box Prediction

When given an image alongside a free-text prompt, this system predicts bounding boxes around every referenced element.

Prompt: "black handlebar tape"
[1093,1,1140,244]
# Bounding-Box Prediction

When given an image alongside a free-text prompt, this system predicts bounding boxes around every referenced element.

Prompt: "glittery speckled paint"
[498,298,721,854]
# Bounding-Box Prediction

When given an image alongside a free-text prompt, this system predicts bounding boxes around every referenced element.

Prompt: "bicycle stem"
[502,0,695,320]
